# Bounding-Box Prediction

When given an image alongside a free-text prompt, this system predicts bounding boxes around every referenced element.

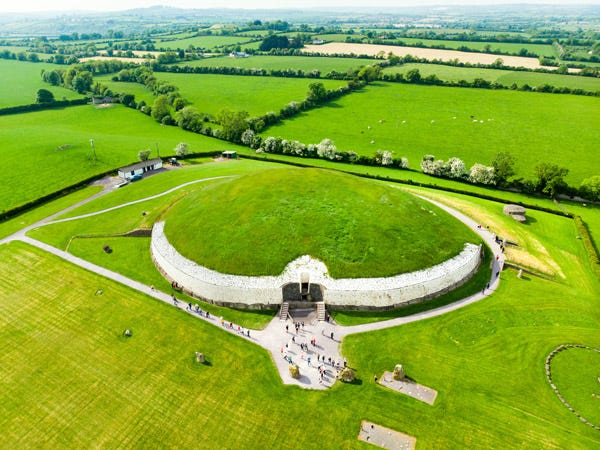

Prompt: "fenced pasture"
[0,59,82,108]
[264,82,599,185]
[153,73,347,117]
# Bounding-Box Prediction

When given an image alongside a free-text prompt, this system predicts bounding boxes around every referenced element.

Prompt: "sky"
[1,0,598,14]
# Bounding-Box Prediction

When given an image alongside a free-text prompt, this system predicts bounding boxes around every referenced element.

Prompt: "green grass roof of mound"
[163,168,481,278]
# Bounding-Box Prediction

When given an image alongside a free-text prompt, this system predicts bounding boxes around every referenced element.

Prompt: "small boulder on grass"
[340,367,355,383]
[289,363,300,379]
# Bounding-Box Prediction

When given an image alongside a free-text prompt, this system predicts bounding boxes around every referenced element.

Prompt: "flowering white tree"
[421,154,436,174]
[262,136,278,153]
[447,157,467,179]
[240,129,255,146]
[400,157,409,169]
[469,164,497,185]
[174,142,189,158]
[381,150,393,166]
[316,138,337,160]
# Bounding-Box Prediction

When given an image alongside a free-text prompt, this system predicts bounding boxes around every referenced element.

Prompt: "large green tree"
[216,109,249,143]
[534,163,569,197]
[72,71,93,94]
[151,95,171,123]
[35,89,54,104]
[492,152,516,185]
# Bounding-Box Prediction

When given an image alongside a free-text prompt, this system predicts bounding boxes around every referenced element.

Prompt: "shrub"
[138,149,152,161]
[174,142,189,158]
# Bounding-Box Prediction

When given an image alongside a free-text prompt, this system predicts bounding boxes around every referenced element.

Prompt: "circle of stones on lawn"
[545,344,600,431]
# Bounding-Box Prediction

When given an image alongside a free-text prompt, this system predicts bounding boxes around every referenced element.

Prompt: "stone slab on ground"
[379,371,438,405]
[358,420,416,450]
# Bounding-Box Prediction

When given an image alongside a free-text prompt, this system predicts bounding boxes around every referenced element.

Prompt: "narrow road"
[2,175,505,390]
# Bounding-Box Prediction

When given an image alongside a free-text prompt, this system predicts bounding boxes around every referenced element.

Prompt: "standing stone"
[195,352,205,363]
[289,363,300,379]
[393,364,405,380]
[340,367,355,383]
[518,269,523,279]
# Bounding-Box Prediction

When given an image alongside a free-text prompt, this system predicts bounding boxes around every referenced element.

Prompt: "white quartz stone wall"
[151,221,481,310]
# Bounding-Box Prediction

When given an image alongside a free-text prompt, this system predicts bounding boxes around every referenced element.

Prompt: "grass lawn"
[67,236,275,329]
[164,168,481,277]
[2,173,599,447]
[0,104,248,213]
[0,59,83,108]
[173,55,377,73]
[153,72,347,117]
[383,63,600,92]
[54,159,281,219]
[263,81,600,185]
[0,185,102,240]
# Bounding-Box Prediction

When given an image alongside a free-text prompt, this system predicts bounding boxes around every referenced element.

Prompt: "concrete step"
[316,302,326,321]
[280,302,289,321]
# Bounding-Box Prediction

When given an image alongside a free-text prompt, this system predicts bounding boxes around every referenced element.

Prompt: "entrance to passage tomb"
[281,273,323,302]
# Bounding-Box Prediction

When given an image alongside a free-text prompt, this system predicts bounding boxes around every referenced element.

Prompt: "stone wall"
[151,221,482,310]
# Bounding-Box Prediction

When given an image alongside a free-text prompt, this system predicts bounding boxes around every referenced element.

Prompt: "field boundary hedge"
[573,215,600,279]
[0,98,89,116]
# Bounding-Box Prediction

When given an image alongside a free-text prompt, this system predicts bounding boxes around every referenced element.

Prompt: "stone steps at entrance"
[316,302,326,321]
[280,302,289,321]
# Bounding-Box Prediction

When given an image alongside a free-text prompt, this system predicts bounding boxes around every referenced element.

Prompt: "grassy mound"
[163,168,480,277]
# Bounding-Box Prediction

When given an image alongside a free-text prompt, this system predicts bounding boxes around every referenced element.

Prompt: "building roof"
[118,158,162,173]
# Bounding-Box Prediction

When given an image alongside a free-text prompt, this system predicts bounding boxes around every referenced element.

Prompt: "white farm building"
[118,158,163,180]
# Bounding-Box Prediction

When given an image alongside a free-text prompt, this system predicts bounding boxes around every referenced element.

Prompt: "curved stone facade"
[151,221,482,310]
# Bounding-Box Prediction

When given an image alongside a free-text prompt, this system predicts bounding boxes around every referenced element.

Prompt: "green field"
[156,35,255,51]
[163,168,480,277]
[0,59,83,107]
[92,76,155,104]
[384,63,600,92]
[0,104,247,212]
[264,82,600,185]
[153,72,347,117]
[174,54,377,73]
[2,162,599,447]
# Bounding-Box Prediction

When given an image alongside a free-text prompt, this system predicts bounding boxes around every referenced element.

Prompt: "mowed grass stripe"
[0,242,291,448]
